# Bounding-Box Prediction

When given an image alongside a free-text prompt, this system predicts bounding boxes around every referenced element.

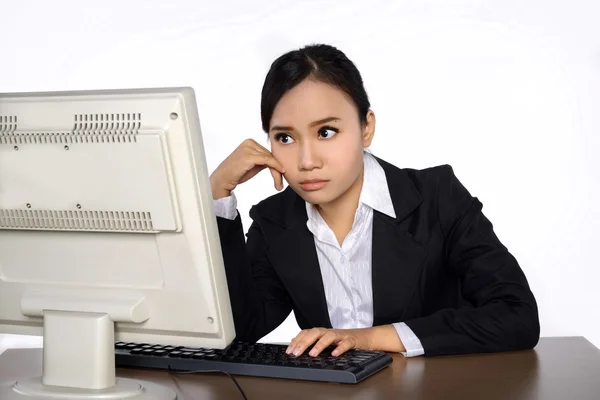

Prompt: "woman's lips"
[299,179,329,191]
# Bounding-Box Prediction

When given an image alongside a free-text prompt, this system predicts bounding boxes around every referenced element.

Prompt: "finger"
[241,138,263,152]
[243,140,279,165]
[286,330,309,354]
[247,140,272,155]
[238,151,282,184]
[289,328,325,357]
[292,329,324,357]
[238,164,266,184]
[251,153,286,175]
[268,167,284,191]
[332,338,356,357]
[309,331,338,357]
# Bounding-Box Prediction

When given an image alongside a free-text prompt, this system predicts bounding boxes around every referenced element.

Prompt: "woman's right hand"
[210,139,286,200]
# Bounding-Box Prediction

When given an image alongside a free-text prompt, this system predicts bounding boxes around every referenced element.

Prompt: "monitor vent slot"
[1,132,137,145]
[0,209,154,232]
[73,113,141,135]
[0,113,141,145]
[0,116,18,133]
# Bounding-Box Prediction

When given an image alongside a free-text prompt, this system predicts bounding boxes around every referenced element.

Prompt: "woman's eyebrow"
[308,116,340,127]
[270,116,341,132]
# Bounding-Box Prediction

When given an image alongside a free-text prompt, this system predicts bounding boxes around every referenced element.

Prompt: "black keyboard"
[115,340,393,384]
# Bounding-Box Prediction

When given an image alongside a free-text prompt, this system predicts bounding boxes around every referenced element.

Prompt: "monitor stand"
[0,310,177,399]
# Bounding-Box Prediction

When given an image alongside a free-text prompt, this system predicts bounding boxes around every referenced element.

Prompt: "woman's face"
[269,78,375,206]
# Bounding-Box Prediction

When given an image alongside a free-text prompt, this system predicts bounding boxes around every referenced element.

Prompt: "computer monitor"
[0,87,235,399]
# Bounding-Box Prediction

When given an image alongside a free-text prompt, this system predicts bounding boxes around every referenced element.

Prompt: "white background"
[0,0,598,353]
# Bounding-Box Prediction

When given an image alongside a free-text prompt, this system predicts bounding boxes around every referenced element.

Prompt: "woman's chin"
[293,187,337,206]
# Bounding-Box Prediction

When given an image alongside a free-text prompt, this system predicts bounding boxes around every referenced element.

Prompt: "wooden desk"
[1,337,599,399]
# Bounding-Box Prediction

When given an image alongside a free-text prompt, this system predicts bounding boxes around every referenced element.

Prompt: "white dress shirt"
[214,151,424,357]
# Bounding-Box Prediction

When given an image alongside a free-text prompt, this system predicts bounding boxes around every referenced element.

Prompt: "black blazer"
[216,157,540,357]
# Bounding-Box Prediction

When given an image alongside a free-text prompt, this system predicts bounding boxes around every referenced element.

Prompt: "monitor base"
[0,377,177,399]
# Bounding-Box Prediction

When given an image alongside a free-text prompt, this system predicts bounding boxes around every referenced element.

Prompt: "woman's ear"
[362,110,376,148]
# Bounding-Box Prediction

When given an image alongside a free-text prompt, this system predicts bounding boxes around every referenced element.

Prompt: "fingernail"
[309,350,317,357]
[332,350,339,357]
[286,346,292,354]
[294,349,301,357]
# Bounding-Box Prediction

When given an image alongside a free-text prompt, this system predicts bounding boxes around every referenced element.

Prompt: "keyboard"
[115,340,393,384]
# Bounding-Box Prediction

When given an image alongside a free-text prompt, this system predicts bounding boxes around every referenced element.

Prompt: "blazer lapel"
[372,158,427,326]
[264,191,333,329]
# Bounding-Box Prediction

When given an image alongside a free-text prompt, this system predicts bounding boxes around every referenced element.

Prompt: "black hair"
[260,43,370,133]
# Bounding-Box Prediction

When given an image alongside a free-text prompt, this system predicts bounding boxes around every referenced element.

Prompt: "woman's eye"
[275,133,295,144]
[318,127,338,139]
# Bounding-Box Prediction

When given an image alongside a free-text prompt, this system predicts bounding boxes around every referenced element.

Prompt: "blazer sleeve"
[216,209,293,343]
[403,165,540,356]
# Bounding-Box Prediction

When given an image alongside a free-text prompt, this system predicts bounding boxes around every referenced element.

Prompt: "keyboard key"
[180,347,202,352]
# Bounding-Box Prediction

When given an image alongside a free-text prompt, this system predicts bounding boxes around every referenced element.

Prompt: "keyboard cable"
[168,366,248,400]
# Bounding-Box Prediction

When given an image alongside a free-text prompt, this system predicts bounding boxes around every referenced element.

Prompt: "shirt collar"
[359,150,396,219]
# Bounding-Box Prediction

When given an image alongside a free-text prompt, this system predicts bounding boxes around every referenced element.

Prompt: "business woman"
[210,44,540,358]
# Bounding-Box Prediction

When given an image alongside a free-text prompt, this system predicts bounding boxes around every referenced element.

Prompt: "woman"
[210,43,539,358]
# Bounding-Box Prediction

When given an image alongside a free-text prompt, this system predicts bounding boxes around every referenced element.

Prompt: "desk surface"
[1,337,599,400]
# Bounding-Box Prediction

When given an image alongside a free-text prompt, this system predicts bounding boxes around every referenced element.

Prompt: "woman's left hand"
[286,327,374,357]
